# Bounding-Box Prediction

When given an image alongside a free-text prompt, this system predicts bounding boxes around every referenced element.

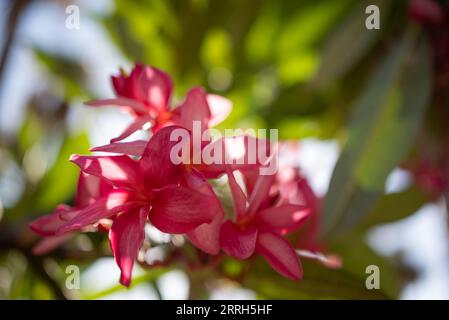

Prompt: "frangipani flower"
[90,131,272,255]
[29,64,324,287]
[86,64,232,142]
[219,169,310,280]
[31,126,221,286]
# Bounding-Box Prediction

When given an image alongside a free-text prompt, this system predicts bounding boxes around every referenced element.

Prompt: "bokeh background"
[1,0,449,299]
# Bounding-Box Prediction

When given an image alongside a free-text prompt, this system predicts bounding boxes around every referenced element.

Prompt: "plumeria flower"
[219,169,310,280]
[90,131,272,256]
[30,172,112,255]
[273,166,321,252]
[86,64,232,142]
[30,126,221,286]
[272,166,341,268]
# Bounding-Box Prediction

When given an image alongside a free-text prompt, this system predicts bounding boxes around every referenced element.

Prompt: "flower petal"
[183,169,224,254]
[173,87,211,132]
[85,98,149,115]
[57,190,140,234]
[206,94,232,127]
[90,140,147,157]
[240,168,259,196]
[247,173,276,215]
[226,169,247,218]
[139,66,173,112]
[109,207,148,287]
[219,221,257,260]
[256,232,303,280]
[70,154,140,189]
[140,126,184,189]
[199,136,269,178]
[29,204,73,236]
[75,172,112,207]
[256,204,310,233]
[32,234,74,255]
[150,185,218,234]
[110,115,154,143]
[187,213,223,255]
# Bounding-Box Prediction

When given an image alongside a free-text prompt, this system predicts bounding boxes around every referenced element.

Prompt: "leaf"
[33,132,89,213]
[321,27,432,239]
[33,49,89,99]
[330,234,401,298]
[312,0,392,87]
[243,258,391,299]
[359,186,428,229]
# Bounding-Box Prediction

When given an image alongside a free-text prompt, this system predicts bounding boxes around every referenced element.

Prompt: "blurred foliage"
[0,0,444,300]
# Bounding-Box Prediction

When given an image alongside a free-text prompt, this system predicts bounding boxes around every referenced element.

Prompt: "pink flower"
[219,169,310,280]
[273,166,322,252]
[31,126,221,286]
[86,64,232,142]
[30,172,112,254]
[90,133,271,255]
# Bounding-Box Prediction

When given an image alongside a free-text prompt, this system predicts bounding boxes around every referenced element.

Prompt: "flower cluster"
[30,64,319,286]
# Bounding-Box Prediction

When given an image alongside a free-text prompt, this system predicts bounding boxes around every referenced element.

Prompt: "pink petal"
[57,190,140,234]
[139,66,173,112]
[75,172,112,207]
[219,221,258,260]
[110,115,154,143]
[206,94,232,127]
[199,136,269,178]
[32,234,74,255]
[111,73,128,96]
[29,205,73,236]
[256,204,310,233]
[150,185,218,234]
[240,168,259,196]
[226,169,247,218]
[90,140,147,157]
[140,126,184,189]
[109,207,148,287]
[70,154,140,189]
[85,98,149,115]
[182,169,225,254]
[173,87,211,132]
[247,173,276,215]
[187,213,223,255]
[256,232,303,280]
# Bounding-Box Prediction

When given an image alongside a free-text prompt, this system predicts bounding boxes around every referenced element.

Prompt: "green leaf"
[321,27,432,239]
[33,132,89,213]
[243,258,391,299]
[312,0,391,87]
[33,49,89,99]
[359,186,428,229]
[330,234,401,298]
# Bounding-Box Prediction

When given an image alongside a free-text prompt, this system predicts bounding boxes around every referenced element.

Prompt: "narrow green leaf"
[312,0,391,87]
[321,28,432,239]
[33,132,89,212]
[359,187,428,229]
[243,259,391,299]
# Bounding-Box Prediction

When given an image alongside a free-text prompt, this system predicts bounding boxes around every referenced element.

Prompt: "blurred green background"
[0,0,448,299]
